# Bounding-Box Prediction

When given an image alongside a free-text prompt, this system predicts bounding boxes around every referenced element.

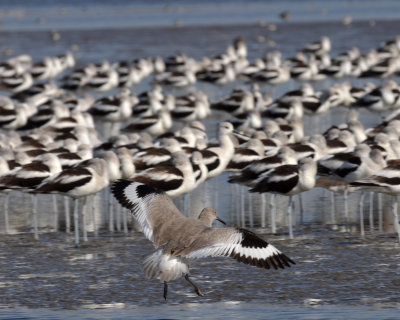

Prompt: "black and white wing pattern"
[184,227,295,270]
[111,179,184,245]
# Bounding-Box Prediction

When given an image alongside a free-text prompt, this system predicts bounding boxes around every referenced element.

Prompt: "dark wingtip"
[238,228,269,248]
[111,179,131,197]
[231,228,296,270]
[111,179,163,210]
[279,253,296,267]
[230,251,295,270]
[136,183,158,198]
[111,179,135,209]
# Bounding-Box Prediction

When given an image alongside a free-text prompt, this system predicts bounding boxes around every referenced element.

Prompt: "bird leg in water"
[163,281,168,300]
[185,274,204,297]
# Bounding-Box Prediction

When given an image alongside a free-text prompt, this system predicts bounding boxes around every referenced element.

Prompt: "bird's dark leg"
[185,274,204,297]
[163,281,168,300]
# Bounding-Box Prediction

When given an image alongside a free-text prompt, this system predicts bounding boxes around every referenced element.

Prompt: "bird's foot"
[185,274,204,297]
[194,286,204,297]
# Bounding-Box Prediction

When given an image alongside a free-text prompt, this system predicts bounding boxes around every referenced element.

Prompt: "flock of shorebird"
[2,32,400,298]
[1,34,400,235]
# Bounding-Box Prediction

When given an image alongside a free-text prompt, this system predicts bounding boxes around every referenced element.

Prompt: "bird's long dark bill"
[216,217,226,225]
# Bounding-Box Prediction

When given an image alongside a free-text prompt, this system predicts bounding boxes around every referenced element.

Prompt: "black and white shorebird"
[300,36,331,55]
[261,99,303,120]
[88,88,137,136]
[250,158,317,238]
[111,180,295,299]
[350,160,400,242]
[84,62,119,92]
[226,138,265,171]
[123,108,172,137]
[228,146,298,186]
[197,65,236,85]
[354,81,398,112]
[317,144,385,231]
[249,64,290,85]
[171,91,210,122]
[0,72,34,93]
[228,146,298,231]
[154,70,196,87]
[201,122,235,179]
[129,151,195,198]
[0,153,62,239]
[132,138,181,172]
[211,89,254,117]
[250,158,316,195]
[35,158,110,247]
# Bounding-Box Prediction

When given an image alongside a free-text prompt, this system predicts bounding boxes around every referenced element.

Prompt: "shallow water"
[1,0,400,31]
[1,303,400,320]
[0,230,399,319]
[1,1,400,319]
[0,230,399,307]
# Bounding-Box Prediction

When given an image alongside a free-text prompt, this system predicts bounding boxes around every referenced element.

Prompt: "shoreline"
[0,18,400,35]
[0,17,399,34]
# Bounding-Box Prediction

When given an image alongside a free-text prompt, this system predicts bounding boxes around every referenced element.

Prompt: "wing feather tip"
[111,179,135,209]
[111,179,163,208]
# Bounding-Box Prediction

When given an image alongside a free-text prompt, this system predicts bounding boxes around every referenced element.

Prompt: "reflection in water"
[0,175,397,238]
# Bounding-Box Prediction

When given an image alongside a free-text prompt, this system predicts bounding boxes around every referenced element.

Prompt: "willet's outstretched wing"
[111,179,185,247]
[183,227,295,269]
[112,179,295,270]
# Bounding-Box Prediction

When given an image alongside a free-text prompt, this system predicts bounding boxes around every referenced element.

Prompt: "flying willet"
[111,180,295,300]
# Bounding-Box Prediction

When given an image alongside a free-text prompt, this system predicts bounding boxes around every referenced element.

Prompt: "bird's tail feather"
[142,249,189,282]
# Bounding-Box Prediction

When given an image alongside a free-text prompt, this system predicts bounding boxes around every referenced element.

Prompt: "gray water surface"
[0,230,399,308]
[1,303,400,320]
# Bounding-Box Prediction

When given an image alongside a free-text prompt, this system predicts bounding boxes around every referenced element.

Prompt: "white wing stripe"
[123,183,154,242]
[185,230,283,262]
[233,244,282,260]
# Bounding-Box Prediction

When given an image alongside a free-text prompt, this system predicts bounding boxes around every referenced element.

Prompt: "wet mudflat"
[0,229,399,310]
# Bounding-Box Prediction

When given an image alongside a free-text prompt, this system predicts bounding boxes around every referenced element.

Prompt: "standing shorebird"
[249,158,317,238]
[111,180,295,300]
[350,160,400,242]
[0,153,62,239]
[35,158,110,247]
